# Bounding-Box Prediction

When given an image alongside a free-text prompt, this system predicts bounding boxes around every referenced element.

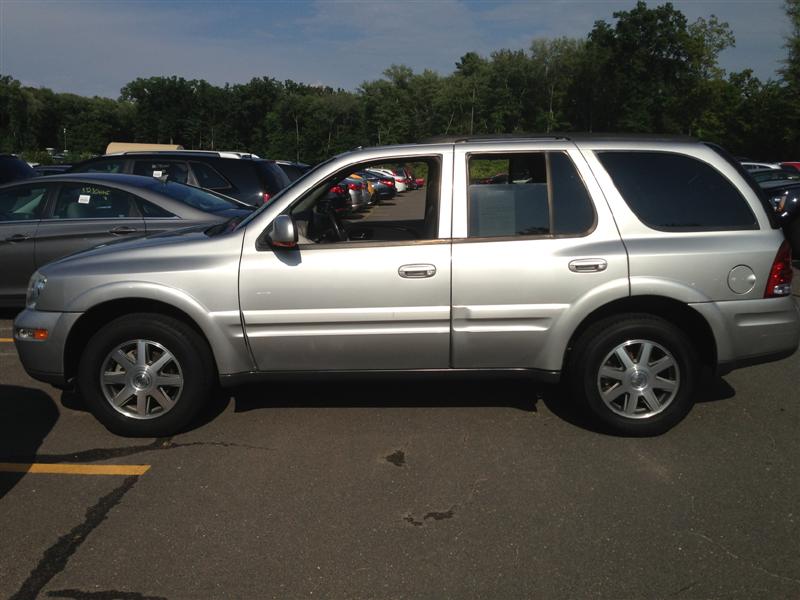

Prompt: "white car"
[372,168,407,192]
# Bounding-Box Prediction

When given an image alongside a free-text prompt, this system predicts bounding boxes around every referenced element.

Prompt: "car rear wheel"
[78,313,215,437]
[568,314,697,436]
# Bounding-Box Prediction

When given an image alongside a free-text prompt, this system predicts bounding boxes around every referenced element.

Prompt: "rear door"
[35,182,146,268]
[0,183,50,303]
[450,141,629,371]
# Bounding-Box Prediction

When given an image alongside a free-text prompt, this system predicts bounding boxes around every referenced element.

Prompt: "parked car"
[342,177,370,211]
[0,154,36,185]
[780,161,800,173]
[741,161,781,171]
[359,170,396,202]
[758,178,800,259]
[749,167,800,184]
[32,164,73,177]
[0,173,252,306]
[13,135,800,438]
[275,160,312,182]
[371,168,407,192]
[69,150,290,207]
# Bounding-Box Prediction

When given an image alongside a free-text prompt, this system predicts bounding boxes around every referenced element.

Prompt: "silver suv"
[13,136,800,436]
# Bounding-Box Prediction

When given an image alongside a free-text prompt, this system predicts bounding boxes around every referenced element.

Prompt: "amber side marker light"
[16,328,49,341]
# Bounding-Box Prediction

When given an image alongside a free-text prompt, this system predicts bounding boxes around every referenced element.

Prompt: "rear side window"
[53,183,138,219]
[467,152,595,238]
[0,185,48,221]
[597,151,757,231]
[133,160,189,185]
[191,162,230,190]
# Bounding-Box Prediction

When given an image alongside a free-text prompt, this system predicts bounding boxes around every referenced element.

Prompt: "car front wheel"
[78,313,216,437]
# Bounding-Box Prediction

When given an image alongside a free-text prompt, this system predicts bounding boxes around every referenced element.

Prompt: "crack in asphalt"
[688,531,800,586]
[0,436,273,464]
[10,476,139,600]
[47,591,168,600]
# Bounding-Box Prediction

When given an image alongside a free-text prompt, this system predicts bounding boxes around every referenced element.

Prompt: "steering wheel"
[312,200,348,243]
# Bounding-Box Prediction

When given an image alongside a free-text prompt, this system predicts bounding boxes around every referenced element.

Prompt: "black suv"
[0,154,36,185]
[68,151,290,206]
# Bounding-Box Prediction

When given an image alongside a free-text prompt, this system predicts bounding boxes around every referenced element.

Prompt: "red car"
[780,162,800,173]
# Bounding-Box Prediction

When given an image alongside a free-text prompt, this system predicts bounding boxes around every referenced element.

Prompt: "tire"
[567,314,698,436]
[78,313,216,437]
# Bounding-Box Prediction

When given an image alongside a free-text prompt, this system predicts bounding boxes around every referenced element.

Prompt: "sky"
[0,0,790,99]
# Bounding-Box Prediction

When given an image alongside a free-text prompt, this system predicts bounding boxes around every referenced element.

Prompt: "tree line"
[1,1,799,165]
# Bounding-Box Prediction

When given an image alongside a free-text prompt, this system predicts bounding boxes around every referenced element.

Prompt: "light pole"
[63,128,67,154]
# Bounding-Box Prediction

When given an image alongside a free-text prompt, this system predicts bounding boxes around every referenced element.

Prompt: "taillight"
[262,192,271,204]
[380,179,394,186]
[765,241,793,297]
[348,182,360,190]
[329,185,344,195]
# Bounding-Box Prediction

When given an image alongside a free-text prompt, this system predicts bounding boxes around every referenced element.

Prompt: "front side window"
[0,185,48,221]
[52,183,138,219]
[467,152,595,238]
[285,158,440,245]
[597,151,757,230]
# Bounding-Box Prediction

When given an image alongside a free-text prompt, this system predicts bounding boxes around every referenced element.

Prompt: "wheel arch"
[63,297,250,382]
[562,295,718,373]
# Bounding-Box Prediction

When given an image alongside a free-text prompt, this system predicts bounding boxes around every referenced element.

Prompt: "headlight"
[26,272,47,309]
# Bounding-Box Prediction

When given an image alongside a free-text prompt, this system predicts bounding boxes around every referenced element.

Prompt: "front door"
[239,152,453,371]
[35,182,146,269]
[0,183,50,303]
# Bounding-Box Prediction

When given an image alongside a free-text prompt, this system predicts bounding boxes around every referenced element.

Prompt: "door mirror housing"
[269,214,298,249]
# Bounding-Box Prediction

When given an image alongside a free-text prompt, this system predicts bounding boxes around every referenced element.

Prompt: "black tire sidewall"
[571,317,697,436]
[78,314,215,437]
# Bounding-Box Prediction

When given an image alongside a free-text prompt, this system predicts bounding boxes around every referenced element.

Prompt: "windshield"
[141,179,241,213]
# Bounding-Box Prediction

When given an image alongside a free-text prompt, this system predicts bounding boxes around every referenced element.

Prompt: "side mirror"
[269,214,298,249]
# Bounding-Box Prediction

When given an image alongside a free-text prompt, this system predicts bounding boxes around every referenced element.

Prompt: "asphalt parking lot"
[1,266,799,598]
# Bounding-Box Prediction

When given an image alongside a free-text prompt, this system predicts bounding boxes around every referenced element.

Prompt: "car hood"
[35,225,247,312]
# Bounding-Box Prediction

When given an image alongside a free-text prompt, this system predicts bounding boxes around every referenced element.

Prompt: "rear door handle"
[109,226,138,235]
[398,264,437,278]
[569,258,608,273]
[5,233,32,243]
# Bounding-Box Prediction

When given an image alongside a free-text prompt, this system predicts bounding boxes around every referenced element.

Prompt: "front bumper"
[13,309,83,386]
[690,296,800,373]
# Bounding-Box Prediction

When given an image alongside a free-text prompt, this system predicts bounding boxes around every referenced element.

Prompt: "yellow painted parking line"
[0,338,13,343]
[0,462,150,476]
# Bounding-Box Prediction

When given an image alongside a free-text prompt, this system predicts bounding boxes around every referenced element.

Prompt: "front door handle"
[5,233,32,243]
[569,258,608,273]
[109,226,138,235]
[398,264,437,278]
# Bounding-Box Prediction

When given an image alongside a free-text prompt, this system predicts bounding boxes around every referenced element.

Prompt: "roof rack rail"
[106,150,261,159]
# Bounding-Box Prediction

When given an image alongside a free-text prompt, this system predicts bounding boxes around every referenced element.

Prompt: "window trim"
[464,150,598,241]
[257,155,444,251]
